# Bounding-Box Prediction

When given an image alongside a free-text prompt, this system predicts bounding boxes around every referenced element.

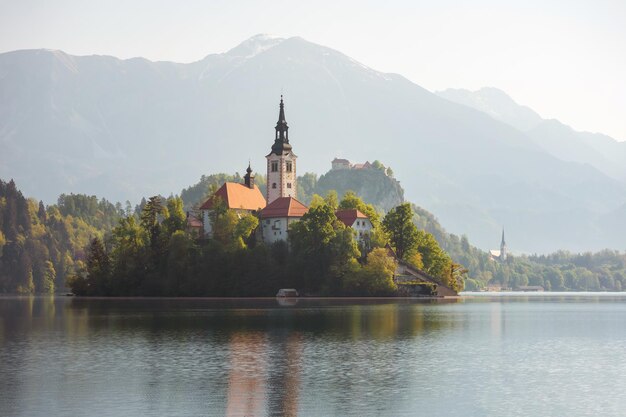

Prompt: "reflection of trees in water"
[62,297,462,341]
[266,331,303,417]
[0,296,67,416]
[1,297,463,416]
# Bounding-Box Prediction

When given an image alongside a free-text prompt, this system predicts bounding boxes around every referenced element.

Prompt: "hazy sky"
[1,0,625,141]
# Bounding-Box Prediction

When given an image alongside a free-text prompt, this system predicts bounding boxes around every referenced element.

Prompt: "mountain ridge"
[1,35,625,252]
[437,87,626,181]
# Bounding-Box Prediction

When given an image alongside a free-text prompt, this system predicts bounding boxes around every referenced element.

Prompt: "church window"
[286,161,293,172]
[287,183,292,189]
[272,183,277,189]
[271,161,279,172]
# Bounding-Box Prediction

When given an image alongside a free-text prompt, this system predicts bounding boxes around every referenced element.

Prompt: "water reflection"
[2,295,626,417]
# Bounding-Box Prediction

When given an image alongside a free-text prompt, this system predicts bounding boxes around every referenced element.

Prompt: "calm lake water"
[1,294,626,417]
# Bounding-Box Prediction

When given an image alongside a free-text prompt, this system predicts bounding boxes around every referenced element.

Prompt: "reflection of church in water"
[225,331,303,417]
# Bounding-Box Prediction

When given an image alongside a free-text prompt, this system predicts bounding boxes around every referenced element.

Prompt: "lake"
[1,294,625,417]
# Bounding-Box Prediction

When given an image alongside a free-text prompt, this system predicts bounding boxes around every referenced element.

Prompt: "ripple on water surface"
[1,295,625,417]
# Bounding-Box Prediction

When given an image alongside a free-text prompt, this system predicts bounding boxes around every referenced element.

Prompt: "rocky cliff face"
[315,168,404,212]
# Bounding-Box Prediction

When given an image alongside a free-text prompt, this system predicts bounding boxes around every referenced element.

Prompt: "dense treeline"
[69,187,462,296]
[5,169,625,294]
[0,180,123,294]
[411,202,626,291]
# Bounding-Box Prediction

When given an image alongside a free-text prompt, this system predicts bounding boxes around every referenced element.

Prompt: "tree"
[338,191,381,226]
[289,203,343,293]
[38,201,47,223]
[166,231,195,295]
[140,196,164,242]
[0,230,5,257]
[85,237,111,295]
[290,204,338,254]
[382,203,418,260]
[343,248,397,296]
[297,172,318,203]
[233,214,259,250]
[324,190,339,210]
[163,196,186,236]
[309,194,326,209]
[42,261,56,294]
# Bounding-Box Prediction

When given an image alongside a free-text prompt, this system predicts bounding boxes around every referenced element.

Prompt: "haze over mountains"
[1,34,625,253]
[437,87,626,181]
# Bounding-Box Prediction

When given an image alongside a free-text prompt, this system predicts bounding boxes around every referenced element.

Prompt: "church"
[489,229,508,262]
[197,96,372,244]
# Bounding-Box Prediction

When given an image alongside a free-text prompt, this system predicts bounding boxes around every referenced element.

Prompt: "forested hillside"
[179,167,626,292]
[0,179,122,293]
[3,171,625,294]
[299,162,404,212]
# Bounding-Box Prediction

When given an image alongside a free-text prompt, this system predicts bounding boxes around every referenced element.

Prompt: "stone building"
[198,165,266,237]
[335,209,372,243]
[260,197,309,244]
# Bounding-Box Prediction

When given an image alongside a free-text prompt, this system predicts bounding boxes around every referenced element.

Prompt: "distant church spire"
[271,95,292,155]
[500,227,508,261]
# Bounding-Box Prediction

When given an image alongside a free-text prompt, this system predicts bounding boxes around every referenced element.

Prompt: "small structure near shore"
[514,285,544,292]
[388,243,457,297]
[276,288,299,297]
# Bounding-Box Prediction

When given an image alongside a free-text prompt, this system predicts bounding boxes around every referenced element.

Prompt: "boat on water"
[276,288,299,297]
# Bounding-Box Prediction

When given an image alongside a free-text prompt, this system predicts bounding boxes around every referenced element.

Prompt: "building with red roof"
[186,212,204,238]
[199,164,266,237]
[335,209,373,242]
[259,197,309,243]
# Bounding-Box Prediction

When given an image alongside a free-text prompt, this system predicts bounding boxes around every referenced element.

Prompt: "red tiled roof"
[335,209,368,227]
[199,182,267,211]
[260,197,309,218]
[352,161,372,169]
[187,214,203,228]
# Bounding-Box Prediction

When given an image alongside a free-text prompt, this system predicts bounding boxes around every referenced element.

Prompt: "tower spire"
[277,95,286,124]
[271,95,291,155]
[244,161,254,189]
[500,227,507,261]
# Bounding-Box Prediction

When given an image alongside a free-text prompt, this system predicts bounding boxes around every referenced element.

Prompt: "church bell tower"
[266,96,297,204]
[500,228,508,261]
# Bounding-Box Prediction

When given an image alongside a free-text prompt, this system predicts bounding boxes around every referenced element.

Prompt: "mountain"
[437,87,626,181]
[437,87,543,132]
[2,35,626,252]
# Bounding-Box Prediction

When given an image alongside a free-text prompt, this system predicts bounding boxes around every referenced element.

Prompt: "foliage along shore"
[68,190,463,297]
[2,170,626,295]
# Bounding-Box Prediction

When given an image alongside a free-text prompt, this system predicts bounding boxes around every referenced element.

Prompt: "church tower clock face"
[266,96,297,204]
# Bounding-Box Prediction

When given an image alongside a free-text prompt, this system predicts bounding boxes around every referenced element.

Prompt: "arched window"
[272,183,277,189]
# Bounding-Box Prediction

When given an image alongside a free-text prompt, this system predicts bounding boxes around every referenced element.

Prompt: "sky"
[1,0,625,141]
